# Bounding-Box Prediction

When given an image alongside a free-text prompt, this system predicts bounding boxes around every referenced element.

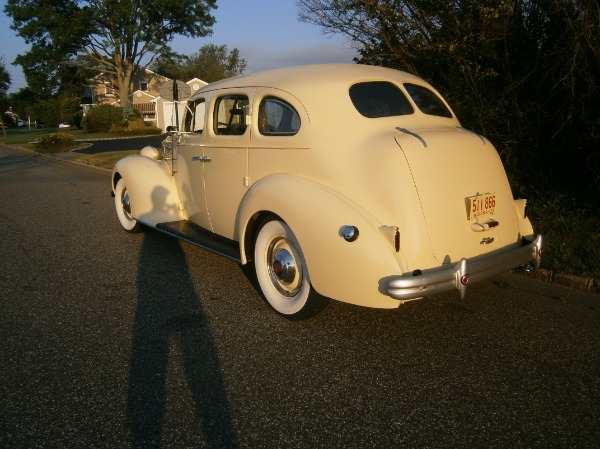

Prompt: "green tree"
[7,88,83,128]
[60,96,84,127]
[0,57,11,99]
[298,0,600,196]
[5,0,217,106]
[25,96,60,127]
[152,44,247,83]
[7,88,37,123]
[0,57,11,131]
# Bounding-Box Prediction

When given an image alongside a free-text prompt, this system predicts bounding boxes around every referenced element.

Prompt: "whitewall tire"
[254,220,328,319]
[114,178,143,233]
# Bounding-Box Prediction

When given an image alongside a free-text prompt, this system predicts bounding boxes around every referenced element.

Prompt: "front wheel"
[114,178,143,233]
[254,220,328,319]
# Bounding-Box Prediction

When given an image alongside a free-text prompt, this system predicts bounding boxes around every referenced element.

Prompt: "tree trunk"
[114,55,134,109]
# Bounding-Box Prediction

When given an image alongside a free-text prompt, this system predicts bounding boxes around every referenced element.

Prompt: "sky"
[0,0,359,93]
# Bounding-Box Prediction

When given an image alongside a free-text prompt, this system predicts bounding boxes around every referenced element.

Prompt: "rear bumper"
[388,234,543,300]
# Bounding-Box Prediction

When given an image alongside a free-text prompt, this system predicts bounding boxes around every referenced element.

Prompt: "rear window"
[404,83,453,118]
[349,82,413,118]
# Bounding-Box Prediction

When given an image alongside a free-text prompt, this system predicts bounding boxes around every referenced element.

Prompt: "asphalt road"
[1,144,599,448]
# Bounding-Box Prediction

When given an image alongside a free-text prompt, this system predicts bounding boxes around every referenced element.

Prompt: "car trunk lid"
[394,126,520,264]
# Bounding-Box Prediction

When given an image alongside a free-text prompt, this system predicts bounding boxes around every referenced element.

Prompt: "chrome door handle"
[191,155,211,162]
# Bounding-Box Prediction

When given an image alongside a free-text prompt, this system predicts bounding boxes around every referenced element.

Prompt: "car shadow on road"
[127,229,238,448]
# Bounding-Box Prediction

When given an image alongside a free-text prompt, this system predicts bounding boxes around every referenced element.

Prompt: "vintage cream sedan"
[112,64,542,319]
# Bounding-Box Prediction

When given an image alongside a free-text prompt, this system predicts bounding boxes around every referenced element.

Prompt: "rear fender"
[237,174,405,308]
[112,155,185,225]
[514,199,535,239]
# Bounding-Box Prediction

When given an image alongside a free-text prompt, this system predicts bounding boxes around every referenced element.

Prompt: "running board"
[155,220,241,262]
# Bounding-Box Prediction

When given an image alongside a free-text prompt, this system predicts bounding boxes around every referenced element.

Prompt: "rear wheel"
[254,220,328,319]
[114,178,143,233]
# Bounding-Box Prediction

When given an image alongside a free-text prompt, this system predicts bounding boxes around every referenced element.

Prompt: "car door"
[203,90,255,239]
[175,97,211,230]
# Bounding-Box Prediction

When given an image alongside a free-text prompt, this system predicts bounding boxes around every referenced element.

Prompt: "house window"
[104,82,115,96]
[140,82,148,92]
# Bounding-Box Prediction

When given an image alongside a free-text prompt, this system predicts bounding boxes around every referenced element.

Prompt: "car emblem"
[480,237,495,245]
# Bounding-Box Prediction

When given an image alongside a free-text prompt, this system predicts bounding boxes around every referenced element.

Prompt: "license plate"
[467,193,496,220]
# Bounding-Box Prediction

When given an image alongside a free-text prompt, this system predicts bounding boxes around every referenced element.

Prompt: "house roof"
[132,90,157,100]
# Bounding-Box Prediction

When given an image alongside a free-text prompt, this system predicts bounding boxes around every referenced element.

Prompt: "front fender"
[112,155,185,225]
[238,174,406,308]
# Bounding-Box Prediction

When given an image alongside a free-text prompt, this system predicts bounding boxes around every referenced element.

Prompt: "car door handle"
[191,155,211,162]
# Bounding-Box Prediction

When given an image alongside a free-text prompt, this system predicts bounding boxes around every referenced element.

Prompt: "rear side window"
[404,83,453,118]
[349,82,413,118]
[258,97,300,135]
[214,95,249,135]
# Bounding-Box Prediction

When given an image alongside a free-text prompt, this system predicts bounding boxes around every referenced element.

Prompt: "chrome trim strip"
[395,127,428,148]
[388,234,543,300]
[457,126,486,145]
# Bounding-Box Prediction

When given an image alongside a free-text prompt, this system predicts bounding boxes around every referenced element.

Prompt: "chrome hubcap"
[267,237,302,297]
[272,249,296,284]
[121,190,132,215]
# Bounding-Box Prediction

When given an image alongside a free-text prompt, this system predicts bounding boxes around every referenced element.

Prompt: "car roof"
[189,64,430,101]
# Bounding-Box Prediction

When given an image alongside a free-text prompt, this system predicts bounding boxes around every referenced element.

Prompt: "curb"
[516,269,599,295]
[75,133,166,142]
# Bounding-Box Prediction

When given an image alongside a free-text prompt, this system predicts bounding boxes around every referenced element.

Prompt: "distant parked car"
[112,64,542,319]
[58,122,71,128]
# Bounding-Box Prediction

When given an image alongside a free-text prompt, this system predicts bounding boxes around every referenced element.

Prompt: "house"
[133,77,208,131]
[82,68,208,132]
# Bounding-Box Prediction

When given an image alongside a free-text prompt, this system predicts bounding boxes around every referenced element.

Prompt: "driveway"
[74,134,166,154]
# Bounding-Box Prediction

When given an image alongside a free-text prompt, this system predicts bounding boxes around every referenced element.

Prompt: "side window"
[404,83,453,118]
[183,99,206,133]
[258,97,301,135]
[349,82,413,118]
[214,95,249,135]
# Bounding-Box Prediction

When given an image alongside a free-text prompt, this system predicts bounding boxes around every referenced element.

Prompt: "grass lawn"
[72,150,139,170]
[1,127,115,144]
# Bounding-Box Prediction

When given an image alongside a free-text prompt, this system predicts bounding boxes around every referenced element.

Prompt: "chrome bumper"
[388,234,543,300]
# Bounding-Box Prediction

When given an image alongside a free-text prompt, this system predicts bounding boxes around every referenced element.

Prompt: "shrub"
[37,132,75,152]
[110,118,163,136]
[83,104,123,132]
[529,192,600,277]
[122,102,141,122]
